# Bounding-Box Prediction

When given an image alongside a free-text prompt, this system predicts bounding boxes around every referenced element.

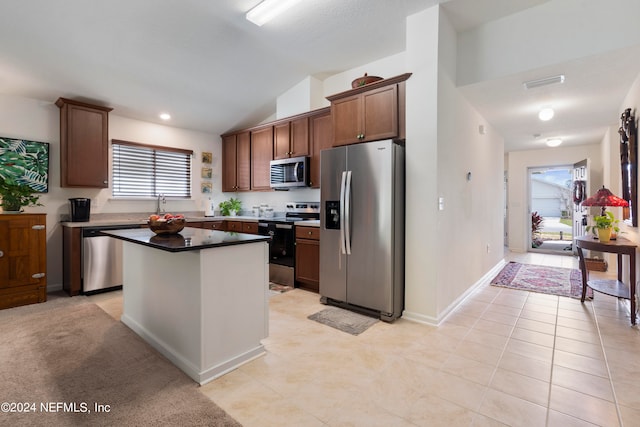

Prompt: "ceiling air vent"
[523,74,565,90]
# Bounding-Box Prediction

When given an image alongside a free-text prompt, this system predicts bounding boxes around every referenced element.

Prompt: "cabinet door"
[236,131,251,191]
[362,84,398,142]
[273,122,291,160]
[290,117,309,157]
[223,132,251,192]
[57,99,111,188]
[332,94,362,146]
[295,238,319,292]
[251,127,273,190]
[310,110,332,188]
[0,215,46,291]
[221,134,238,192]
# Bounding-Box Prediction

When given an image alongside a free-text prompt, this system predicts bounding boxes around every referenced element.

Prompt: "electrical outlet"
[486,244,490,253]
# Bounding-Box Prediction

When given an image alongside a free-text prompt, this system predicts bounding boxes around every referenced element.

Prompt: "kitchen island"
[103,227,270,385]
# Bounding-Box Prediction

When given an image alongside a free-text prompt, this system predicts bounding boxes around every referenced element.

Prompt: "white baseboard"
[402,259,507,327]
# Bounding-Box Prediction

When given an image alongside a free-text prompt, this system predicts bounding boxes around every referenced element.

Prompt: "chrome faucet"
[156,193,166,214]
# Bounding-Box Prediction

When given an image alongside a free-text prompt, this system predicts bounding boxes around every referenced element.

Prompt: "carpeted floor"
[0,298,240,427]
[491,261,593,299]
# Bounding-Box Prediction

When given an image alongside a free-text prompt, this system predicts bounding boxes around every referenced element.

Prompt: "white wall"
[434,8,505,319]
[0,94,219,290]
[507,144,602,252]
[612,70,640,282]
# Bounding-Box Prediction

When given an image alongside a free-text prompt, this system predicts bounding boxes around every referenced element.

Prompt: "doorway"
[529,166,573,254]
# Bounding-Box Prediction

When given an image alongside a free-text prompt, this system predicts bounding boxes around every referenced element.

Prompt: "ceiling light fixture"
[159,113,171,120]
[538,107,554,121]
[246,0,302,26]
[523,74,565,90]
[546,138,562,147]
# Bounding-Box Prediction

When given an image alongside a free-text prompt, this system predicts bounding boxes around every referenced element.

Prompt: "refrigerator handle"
[339,171,347,255]
[345,170,352,255]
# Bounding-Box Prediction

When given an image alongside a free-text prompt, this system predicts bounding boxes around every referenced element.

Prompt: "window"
[112,139,193,198]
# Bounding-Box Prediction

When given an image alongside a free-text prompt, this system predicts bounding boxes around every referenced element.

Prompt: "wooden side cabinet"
[295,226,320,293]
[0,214,47,309]
[327,73,411,146]
[55,97,113,188]
[222,132,251,192]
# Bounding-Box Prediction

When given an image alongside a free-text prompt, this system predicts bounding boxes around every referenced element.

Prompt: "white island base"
[119,239,269,385]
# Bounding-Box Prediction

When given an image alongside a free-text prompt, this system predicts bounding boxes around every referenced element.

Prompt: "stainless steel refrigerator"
[320,139,405,321]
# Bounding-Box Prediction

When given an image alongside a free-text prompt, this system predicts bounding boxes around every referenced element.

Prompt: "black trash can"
[69,198,91,222]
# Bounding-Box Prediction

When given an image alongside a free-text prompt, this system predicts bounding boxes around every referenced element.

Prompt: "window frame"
[111,139,193,199]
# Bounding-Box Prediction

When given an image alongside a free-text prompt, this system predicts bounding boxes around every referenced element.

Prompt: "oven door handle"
[275,224,293,230]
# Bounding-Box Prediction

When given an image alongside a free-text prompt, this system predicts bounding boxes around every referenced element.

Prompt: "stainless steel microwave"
[269,156,309,189]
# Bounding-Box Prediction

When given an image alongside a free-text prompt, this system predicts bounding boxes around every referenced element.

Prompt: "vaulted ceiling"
[0,0,637,152]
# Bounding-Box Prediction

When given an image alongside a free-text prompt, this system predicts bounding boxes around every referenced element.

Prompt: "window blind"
[112,139,192,198]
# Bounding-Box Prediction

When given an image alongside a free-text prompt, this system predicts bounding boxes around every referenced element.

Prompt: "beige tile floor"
[90,251,640,426]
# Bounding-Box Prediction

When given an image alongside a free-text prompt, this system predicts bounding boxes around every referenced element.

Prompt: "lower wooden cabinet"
[295,226,319,293]
[203,221,225,231]
[0,214,47,309]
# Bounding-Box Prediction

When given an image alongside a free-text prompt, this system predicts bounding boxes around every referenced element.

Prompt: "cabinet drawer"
[243,222,259,234]
[226,221,242,231]
[0,285,46,310]
[203,221,225,231]
[295,226,320,240]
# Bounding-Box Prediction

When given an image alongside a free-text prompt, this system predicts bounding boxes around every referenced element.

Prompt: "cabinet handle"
[308,231,312,235]
[0,250,3,258]
[103,180,108,184]
[32,225,45,230]
[32,273,46,279]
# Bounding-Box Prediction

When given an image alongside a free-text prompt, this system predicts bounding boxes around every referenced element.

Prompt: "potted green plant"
[0,178,42,212]
[218,197,242,216]
[531,211,544,248]
[586,210,620,243]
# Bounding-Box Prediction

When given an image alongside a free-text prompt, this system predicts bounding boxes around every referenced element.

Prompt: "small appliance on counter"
[205,197,215,216]
[69,198,91,222]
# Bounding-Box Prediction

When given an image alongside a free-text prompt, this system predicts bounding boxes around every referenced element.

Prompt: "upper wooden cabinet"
[274,117,310,160]
[0,214,47,309]
[55,97,113,188]
[327,73,411,146]
[250,126,273,191]
[309,108,332,188]
[222,131,250,192]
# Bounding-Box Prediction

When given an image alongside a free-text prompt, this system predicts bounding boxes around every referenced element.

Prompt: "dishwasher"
[82,224,141,294]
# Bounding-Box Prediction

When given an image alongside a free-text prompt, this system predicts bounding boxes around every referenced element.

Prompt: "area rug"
[491,261,593,299]
[308,306,379,335]
[0,300,240,426]
[269,282,294,293]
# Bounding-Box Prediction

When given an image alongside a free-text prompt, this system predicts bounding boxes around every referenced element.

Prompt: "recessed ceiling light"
[523,74,565,90]
[538,108,554,121]
[546,138,562,147]
[246,0,302,26]
[159,113,171,121]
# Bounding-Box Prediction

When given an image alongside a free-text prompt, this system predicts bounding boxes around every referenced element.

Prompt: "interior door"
[572,159,589,254]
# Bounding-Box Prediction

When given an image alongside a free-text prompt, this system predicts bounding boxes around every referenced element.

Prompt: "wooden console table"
[575,235,637,325]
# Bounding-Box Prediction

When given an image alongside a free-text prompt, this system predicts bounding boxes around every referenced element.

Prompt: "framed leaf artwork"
[0,136,50,192]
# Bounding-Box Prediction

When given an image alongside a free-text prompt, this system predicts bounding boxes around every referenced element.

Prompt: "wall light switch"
[438,197,444,211]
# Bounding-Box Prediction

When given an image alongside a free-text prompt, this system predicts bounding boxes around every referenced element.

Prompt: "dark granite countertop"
[102,227,269,253]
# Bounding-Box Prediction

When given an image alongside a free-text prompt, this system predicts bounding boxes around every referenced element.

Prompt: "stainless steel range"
[258,202,320,286]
